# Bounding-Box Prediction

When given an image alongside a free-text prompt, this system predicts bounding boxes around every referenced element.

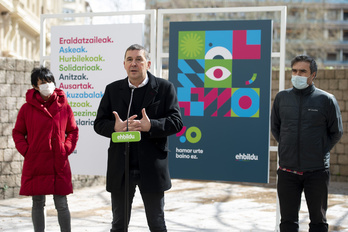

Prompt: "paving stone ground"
[1,178,347,232]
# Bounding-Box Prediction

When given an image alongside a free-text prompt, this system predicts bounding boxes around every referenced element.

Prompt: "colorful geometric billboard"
[169,20,272,183]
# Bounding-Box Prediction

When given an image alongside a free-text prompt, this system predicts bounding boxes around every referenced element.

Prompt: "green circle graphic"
[186,127,202,143]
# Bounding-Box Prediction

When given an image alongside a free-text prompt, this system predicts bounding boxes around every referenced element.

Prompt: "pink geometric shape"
[233,30,261,59]
[176,126,187,137]
[218,88,232,109]
[191,88,218,110]
[179,102,191,116]
[191,88,232,117]
[224,109,232,117]
[191,88,205,101]
[213,68,223,79]
[239,96,252,109]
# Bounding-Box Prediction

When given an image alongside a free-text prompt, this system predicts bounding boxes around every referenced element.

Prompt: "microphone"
[124,86,135,232]
[126,87,135,132]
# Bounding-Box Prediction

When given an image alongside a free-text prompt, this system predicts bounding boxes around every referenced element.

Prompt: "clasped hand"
[113,108,151,132]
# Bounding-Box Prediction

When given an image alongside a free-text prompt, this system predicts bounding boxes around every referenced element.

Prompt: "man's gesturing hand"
[125,108,151,132]
[113,109,151,132]
[113,111,137,132]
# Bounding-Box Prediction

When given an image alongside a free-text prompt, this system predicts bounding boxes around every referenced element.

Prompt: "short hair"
[124,44,150,60]
[291,55,317,77]
[31,66,55,87]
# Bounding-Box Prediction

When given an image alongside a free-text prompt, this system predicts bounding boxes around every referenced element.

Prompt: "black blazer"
[94,72,183,193]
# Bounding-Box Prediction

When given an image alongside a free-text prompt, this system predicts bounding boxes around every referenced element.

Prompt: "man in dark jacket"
[94,44,183,232]
[271,55,343,232]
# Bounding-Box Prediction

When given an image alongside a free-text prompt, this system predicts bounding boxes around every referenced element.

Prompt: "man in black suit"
[94,44,183,232]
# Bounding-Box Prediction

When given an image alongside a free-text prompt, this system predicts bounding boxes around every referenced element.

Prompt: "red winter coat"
[12,88,78,196]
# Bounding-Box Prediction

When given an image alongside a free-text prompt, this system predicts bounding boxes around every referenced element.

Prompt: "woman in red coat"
[12,67,78,232]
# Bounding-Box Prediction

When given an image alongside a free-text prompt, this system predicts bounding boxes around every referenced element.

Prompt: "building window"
[289,8,303,21]
[327,53,337,61]
[328,29,340,40]
[62,8,75,14]
[307,9,318,20]
[343,52,348,61]
[343,30,348,41]
[327,10,340,21]
[287,28,302,40]
[290,8,300,16]
[62,8,75,21]
[344,10,348,21]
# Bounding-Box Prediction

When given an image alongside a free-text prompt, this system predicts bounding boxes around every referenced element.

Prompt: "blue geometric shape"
[180,136,186,143]
[178,87,191,102]
[197,73,205,83]
[247,30,261,45]
[196,59,205,70]
[190,102,204,116]
[185,59,205,73]
[205,30,233,55]
[231,88,259,117]
[178,73,196,88]
[178,59,195,73]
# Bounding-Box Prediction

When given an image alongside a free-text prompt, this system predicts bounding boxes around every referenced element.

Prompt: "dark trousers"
[277,169,330,232]
[110,171,167,232]
[32,195,71,232]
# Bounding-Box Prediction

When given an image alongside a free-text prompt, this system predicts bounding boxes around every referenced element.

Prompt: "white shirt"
[128,74,149,89]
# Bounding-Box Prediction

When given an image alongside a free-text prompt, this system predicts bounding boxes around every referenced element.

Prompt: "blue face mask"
[291,75,309,90]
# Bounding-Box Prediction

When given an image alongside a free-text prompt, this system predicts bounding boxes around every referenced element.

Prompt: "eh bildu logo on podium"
[112,131,141,143]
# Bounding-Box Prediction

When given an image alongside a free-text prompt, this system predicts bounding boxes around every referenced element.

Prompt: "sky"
[86,0,146,24]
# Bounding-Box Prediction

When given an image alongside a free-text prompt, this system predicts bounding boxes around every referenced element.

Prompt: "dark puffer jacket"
[271,84,343,172]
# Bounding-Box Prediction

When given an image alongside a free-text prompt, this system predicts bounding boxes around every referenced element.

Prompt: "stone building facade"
[0,0,88,61]
[0,57,347,199]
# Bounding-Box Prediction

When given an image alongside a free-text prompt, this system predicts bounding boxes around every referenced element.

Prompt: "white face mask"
[291,75,309,90]
[39,82,55,96]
